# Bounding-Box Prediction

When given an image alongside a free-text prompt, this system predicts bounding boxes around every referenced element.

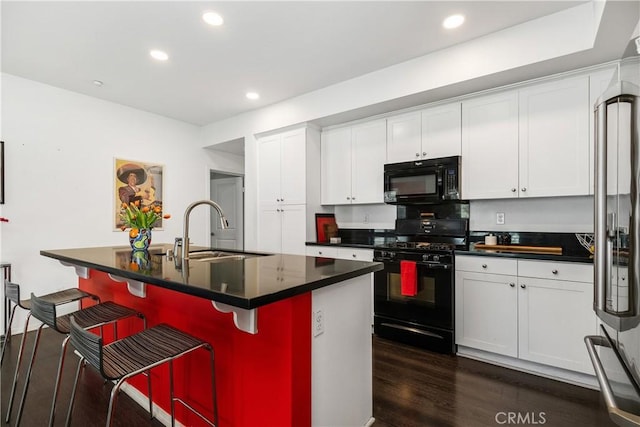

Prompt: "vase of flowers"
[120,202,170,251]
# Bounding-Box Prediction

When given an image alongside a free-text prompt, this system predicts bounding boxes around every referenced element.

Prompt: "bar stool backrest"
[30,293,59,331]
[5,281,20,304]
[69,316,104,375]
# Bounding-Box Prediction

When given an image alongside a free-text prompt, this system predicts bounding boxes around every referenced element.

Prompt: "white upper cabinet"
[320,126,352,205]
[518,75,590,197]
[421,102,462,159]
[258,128,306,205]
[386,102,461,164]
[321,119,386,205]
[386,111,421,164]
[463,75,590,200]
[462,90,520,199]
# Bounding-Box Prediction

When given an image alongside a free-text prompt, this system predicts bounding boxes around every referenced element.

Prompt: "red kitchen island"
[41,245,382,427]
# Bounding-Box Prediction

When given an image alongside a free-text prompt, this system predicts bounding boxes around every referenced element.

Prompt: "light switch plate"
[313,310,324,337]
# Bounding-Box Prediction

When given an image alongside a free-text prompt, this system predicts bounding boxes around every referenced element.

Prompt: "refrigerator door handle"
[585,335,640,427]
[594,81,640,331]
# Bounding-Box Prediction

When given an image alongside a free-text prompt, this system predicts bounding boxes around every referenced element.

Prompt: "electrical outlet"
[496,212,505,225]
[313,310,324,337]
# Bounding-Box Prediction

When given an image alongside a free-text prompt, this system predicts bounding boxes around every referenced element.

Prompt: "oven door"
[374,259,453,330]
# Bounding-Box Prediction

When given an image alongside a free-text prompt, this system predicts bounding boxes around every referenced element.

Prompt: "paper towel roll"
[485,234,497,245]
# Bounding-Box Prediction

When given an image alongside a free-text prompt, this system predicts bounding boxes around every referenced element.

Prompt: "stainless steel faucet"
[177,199,229,260]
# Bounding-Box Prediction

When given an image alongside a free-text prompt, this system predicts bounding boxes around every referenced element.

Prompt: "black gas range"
[373,218,468,353]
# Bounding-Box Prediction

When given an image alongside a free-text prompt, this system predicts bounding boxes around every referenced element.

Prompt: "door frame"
[206,168,245,250]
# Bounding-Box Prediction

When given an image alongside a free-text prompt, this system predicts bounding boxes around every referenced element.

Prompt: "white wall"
[470,196,594,233]
[0,73,241,333]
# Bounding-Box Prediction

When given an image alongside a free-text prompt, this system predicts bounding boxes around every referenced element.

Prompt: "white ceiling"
[1,0,595,127]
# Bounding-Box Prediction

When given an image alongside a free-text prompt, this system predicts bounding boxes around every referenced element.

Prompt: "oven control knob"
[433,255,440,262]
[422,254,428,261]
[389,252,396,258]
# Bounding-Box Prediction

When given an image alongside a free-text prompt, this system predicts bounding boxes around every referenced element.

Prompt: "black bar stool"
[1,280,99,364]
[10,293,145,427]
[66,316,218,427]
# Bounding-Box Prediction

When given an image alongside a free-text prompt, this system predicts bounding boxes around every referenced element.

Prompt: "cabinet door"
[589,67,619,194]
[258,135,282,205]
[321,127,352,205]
[280,204,307,255]
[351,119,386,204]
[422,102,461,159]
[455,271,518,357]
[519,76,590,197]
[280,129,307,205]
[386,112,421,163]
[462,91,519,199]
[257,204,282,253]
[517,277,596,374]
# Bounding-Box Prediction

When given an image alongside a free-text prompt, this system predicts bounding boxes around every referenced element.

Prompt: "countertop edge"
[40,249,383,309]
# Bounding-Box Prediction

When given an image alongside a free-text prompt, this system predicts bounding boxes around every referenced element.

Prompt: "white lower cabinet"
[455,255,596,375]
[258,204,306,255]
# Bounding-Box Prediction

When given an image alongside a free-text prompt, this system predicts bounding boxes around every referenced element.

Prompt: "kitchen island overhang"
[40,244,381,427]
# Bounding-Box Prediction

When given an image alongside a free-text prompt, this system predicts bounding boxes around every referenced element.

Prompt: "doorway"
[210,171,244,250]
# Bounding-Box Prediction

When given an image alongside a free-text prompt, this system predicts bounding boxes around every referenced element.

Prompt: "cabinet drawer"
[305,246,338,258]
[336,247,374,262]
[517,260,592,282]
[455,255,518,275]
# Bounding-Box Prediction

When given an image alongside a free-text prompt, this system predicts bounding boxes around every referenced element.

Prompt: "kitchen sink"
[188,250,263,262]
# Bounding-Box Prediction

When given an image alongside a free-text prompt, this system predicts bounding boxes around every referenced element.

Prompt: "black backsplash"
[469,231,592,257]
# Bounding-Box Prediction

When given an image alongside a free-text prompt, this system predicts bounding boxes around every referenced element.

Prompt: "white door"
[321,127,352,205]
[386,111,421,163]
[210,176,243,250]
[462,91,519,199]
[422,102,461,159]
[455,271,518,357]
[351,119,386,204]
[518,76,590,197]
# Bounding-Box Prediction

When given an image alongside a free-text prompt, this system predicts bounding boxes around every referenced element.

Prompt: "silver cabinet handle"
[585,335,640,426]
[511,188,517,193]
[352,197,356,200]
[346,196,351,200]
[276,208,280,212]
[552,269,558,275]
[318,251,322,255]
[509,283,515,287]
[521,187,527,192]
[281,198,284,202]
[422,152,427,156]
[352,254,357,258]
[520,284,526,289]
[481,264,487,269]
[415,153,420,157]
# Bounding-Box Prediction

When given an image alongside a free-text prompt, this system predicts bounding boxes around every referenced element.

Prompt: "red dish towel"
[400,260,418,297]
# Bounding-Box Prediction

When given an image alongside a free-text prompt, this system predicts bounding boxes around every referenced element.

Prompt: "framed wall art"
[114,158,164,230]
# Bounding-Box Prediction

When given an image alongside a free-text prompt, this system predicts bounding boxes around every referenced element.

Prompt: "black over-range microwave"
[384,156,461,204]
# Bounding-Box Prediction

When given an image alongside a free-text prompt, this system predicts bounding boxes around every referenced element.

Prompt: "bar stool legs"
[66,320,218,427]
[4,312,32,424]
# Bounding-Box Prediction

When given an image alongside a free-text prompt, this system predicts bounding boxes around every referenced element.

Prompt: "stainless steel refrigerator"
[586,37,640,427]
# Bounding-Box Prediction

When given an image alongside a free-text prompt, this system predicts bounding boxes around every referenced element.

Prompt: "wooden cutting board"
[474,243,563,255]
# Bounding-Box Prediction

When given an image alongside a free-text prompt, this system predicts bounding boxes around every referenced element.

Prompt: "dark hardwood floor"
[1,329,614,426]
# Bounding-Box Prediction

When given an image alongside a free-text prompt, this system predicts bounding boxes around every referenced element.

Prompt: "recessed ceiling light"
[93,80,103,87]
[203,11,224,26]
[149,50,169,61]
[246,92,260,100]
[443,14,465,29]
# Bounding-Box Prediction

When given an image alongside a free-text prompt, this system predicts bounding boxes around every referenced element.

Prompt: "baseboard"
[120,382,184,427]
[457,346,599,390]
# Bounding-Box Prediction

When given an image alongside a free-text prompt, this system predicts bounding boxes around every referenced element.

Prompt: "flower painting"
[114,158,164,230]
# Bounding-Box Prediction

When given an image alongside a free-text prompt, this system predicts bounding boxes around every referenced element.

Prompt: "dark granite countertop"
[41,244,383,310]
[457,245,594,264]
